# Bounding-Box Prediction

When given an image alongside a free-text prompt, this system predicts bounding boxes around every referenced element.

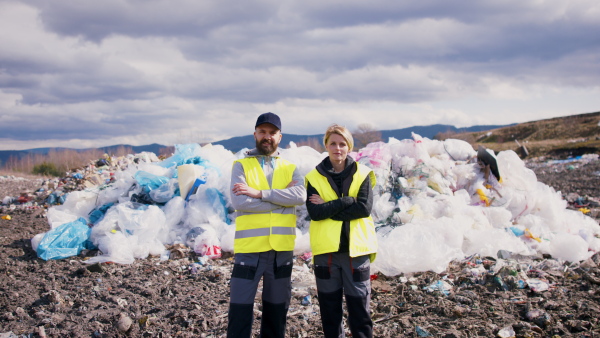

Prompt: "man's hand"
[232,183,262,199]
[308,194,324,204]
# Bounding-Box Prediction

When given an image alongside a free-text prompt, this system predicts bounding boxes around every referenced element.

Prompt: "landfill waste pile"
[1,134,599,337]
[23,135,600,273]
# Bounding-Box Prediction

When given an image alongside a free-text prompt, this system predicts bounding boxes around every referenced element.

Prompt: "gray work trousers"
[314,252,373,338]
[227,250,293,338]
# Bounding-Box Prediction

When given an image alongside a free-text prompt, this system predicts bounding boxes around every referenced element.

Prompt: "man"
[228,112,307,337]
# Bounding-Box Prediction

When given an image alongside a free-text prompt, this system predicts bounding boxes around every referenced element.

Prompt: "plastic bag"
[189,226,222,259]
[134,171,170,193]
[36,217,95,260]
[355,142,391,168]
[423,280,453,295]
[89,202,115,224]
[186,227,206,247]
[159,143,201,168]
[149,178,179,203]
[46,191,67,205]
[206,188,230,224]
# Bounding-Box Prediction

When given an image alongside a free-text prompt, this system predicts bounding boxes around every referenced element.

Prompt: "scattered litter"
[423,280,453,295]
[497,325,515,338]
[415,325,433,337]
[527,278,550,292]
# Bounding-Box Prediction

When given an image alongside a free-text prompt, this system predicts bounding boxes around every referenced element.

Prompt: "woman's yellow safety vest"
[305,163,377,260]
[234,157,297,253]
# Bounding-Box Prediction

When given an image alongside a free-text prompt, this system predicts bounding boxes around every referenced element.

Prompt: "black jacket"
[305,156,373,252]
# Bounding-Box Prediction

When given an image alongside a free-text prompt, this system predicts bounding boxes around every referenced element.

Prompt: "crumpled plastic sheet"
[35,217,95,260]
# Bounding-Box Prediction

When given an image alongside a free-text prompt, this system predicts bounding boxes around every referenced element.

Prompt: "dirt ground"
[1,158,599,337]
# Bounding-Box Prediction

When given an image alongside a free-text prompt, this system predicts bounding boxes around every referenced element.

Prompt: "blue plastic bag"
[46,193,57,205]
[423,280,452,296]
[159,144,201,168]
[134,171,169,193]
[89,203,115,224]
[150,179,179,203]
[46,191,68,205]
[36,217,96,260]
[206,188,230,224]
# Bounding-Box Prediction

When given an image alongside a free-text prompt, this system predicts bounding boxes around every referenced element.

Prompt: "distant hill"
[212,124,509,153]
[0,150,29,168]
[0,124,508,167]
[442,111,600,158]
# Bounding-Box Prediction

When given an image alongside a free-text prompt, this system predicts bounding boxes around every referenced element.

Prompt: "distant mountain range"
[212,124,508,152]
[0,124,508,167]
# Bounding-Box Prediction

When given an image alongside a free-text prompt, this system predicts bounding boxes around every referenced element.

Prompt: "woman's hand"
[308,194,324,204]
[232,183,262,199]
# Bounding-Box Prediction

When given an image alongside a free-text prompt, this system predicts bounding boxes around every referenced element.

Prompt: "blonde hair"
[323,124,354,150]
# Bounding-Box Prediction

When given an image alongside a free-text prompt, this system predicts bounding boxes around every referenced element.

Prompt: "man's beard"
[256,138,278,156]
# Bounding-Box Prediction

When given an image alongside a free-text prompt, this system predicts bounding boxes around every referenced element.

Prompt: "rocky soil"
[1,158,599,337]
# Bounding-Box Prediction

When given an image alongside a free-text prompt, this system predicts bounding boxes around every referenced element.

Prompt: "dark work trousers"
[313,252,373,338]
[227,250,293,338]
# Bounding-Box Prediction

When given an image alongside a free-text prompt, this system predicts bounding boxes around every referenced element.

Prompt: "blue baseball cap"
[255,112,281,130]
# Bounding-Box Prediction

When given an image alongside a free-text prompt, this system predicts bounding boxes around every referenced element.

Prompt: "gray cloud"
[24,0,279,41]
[1,0,599,150]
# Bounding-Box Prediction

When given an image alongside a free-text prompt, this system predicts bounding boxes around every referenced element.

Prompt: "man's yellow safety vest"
[305,163,378,260]
[233,157,297,253]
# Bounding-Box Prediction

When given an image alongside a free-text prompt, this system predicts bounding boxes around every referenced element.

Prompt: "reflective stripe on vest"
[233,157,297,253]
[235,226,297,239]
[306,163,378,260]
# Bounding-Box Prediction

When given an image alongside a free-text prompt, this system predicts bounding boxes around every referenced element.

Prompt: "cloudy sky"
[1,0,599,150]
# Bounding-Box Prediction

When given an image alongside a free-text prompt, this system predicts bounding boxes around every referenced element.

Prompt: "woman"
[305,124,378,338]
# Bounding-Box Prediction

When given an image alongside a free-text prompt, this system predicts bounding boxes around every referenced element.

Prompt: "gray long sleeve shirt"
[230,148,306,218]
